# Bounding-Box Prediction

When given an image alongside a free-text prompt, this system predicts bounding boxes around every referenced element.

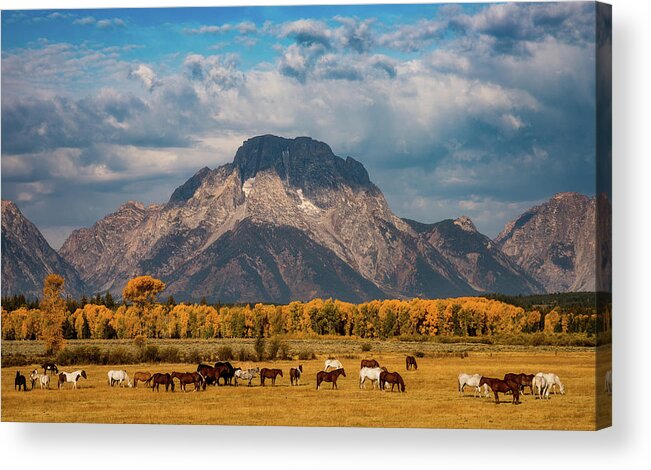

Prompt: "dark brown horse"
[215,361,236,385]
[260,368,283,386]
[379,371,406,392]
[289,365,303,386]
[406,356,418,370]
[504,373,535,395]
[316,368,346,390]
[197,364,218,388]
[42,362,58,375]
[360,359,380,369]
[147,373,175,392]
[133,371,151,388]
[171,371,204,392]
[479,376,520,404]
[15,371,27,391]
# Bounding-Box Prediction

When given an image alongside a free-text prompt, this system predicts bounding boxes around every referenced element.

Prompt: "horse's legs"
[493,391,499,404]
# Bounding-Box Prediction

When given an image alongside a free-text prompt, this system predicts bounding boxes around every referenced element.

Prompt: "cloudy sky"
[1,2,598,248]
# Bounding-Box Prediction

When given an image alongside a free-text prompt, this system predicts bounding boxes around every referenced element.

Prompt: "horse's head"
[81,370,87,379]
[479,377,487,387]
[298,365,303,373]
[340,368,346,377]
[279,370,283,377]
[559,382,566,395]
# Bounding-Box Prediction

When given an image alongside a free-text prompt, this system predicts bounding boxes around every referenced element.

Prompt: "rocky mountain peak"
[453,216,477,232]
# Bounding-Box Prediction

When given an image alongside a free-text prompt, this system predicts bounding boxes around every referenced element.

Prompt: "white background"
[0,0,648,468]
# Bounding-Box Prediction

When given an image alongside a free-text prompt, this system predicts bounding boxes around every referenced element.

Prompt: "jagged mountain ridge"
[1,200,86,298]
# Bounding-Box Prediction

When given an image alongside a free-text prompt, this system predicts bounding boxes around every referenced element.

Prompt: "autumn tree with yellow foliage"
[122,275,165,335]
[39,274,67,354]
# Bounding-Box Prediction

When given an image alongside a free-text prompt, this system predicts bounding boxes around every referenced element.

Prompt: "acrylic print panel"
[0,1,611,430]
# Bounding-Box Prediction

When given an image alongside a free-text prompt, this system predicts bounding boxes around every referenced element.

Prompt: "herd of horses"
[458,371,567,404]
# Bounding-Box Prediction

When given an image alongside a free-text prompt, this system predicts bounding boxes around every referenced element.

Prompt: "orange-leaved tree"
[122,275,165,336]
[40,274,67,355]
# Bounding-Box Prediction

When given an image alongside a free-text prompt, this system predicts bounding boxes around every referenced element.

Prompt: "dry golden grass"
[1,346,611,430]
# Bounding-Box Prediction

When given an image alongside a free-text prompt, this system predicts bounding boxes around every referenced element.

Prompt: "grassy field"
[1,340,611,430]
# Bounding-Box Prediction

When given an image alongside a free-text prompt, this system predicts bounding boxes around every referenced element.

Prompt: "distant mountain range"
[1,135,608,302]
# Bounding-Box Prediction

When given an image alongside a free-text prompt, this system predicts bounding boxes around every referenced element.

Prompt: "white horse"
[605,370,612,395]
[58,370,87,389]
[535,372,565,398]
[458,373,490,398]
[234,367,259,386]
[324,359,343,371]
[359,367,388,390]
[532,374,548,399]
[30,369,50,390]
[108,370,132,387]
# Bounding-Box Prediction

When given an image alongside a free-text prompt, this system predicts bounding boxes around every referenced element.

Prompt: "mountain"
[1,200,86,298]
[494,192,598,293]
[404,216,542,295]
[60,135,475,302]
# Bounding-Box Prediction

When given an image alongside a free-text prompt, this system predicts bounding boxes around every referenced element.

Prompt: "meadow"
[1,340,611,430]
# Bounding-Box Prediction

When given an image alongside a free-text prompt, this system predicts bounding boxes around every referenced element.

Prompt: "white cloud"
[129,64,162,92]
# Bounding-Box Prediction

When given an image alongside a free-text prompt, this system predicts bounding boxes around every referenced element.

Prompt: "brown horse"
[260,368,283,386]
[133,371,151,388]
[406,356,418,370]
[479,376,520,404]
[316,368,346,390]
[289,365,303,386]
[147,373,175,392]
[379,371,406,392]
[171,371,204,392]
[360,359,380,369]
[197,364,218,388]
[215,362,236,385]
[504,373,535,395]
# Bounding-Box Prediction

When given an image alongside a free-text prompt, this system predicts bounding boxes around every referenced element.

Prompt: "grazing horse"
[532,374,548,399]
[379,371,406,392]
[458,373,490,398]
[360,359,380,369]
[215,362,236,385]
[42,362,59,375]
[290,365,303,386]
[605,370,612,395]
[234,367,259,386]
[15,371,27,391]
[133,371,152,388]
[535,372,565,396]
[58,370,87,390]
[504,373,535,395]
[478,377,520,404]
[108,370,132,387]
[171,371,204,392]
[197,364,218,388]
[260,368,283,386]
[324,359,343,371]
[406,356,418,370]
[359,367,388,390]
[147,373,175,392]
[316,368,346,390]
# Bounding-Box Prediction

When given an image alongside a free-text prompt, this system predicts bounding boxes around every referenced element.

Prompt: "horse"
[197,364,218,388]
[42,362,58,375]
[146,373,175,392]
[605,370,612,395]
[171,371,204,392]
[532,374,548,399]
[478,376,520,404]
[535,372,565,396]
[108,370,132,387]
[33,371,50,390]
[58,370,87,390]
[215,361,236,385]
[458,373,490,398]
[29,369,39,389]
[133,371,151,388]
[360,359,380,369]
[379,371,406,392]
[316,368,346,390]
[324,359,343,371]
[290,365,303,386]
[260,368,283,386]
[15,371,27,391]
[503,373,535,395]
[359,367,388,390]
[234,367,259,386]
[406,356,418,370]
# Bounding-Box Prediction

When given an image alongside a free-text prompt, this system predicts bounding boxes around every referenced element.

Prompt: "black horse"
[215,361,236,386]
[15,371,27,391]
